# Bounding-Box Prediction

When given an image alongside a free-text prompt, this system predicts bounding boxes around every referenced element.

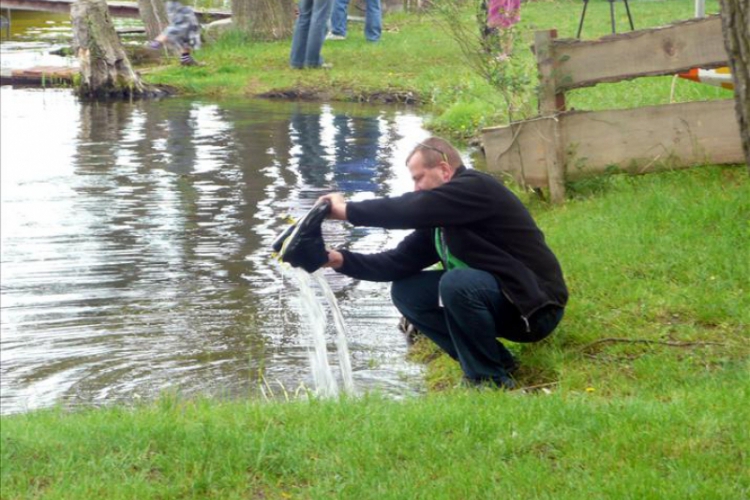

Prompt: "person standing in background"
[290,0,335,69]
[485,0,521,59]
[327,0,381,42]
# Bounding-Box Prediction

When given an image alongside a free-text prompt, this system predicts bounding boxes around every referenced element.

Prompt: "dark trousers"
[391,270,563,386]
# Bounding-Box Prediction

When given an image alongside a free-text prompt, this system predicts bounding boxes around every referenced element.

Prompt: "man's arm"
[327,229,439,282]
[320,174,497,231]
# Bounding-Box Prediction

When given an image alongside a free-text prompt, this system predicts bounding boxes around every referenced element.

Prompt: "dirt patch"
[257,87,421,105]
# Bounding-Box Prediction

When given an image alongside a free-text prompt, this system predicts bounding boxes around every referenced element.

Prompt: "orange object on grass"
[677,67,734,90]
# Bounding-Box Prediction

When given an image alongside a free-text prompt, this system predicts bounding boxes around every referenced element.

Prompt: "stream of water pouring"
[286,267,355,397]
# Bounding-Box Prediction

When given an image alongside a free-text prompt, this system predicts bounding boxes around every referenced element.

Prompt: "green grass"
[3,2,749,498]
[2,363,748,499]
[144,0,730,139]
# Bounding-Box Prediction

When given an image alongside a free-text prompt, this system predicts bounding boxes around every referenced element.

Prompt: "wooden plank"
[482,117,556,188]
[553,15,728,90]
[482,100,743,186]
[563,99,743,179]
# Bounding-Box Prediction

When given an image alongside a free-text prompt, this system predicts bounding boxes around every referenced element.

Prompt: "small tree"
[718,0,749,169]
[432,0,534,125]
[233,0,295,40]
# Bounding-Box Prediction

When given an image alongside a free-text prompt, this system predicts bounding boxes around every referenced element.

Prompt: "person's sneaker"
[461,374,516,391]
[180,54,204,66]
[398,316,422,345]
[325,33,346,41]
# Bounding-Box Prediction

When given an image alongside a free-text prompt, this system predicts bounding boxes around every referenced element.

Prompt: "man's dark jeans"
[391,269,563,387]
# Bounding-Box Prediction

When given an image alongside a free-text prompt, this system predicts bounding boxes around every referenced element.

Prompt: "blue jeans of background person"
[290,0,334,68]
[391,269,563,387]
[330,0,381,41]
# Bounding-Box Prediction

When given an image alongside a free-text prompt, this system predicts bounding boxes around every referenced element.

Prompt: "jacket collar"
[452,164,467,178]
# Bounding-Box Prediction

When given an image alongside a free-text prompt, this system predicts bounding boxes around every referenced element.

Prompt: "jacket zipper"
[501,288,531,333]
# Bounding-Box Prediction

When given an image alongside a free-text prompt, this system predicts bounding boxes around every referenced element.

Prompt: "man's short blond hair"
[406,137,463,170]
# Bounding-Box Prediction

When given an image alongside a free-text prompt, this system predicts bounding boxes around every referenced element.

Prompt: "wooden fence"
[481,15,743,203]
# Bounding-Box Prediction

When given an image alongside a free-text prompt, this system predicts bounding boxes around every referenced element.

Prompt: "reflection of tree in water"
[74,99,146,286]
[68,98,278,402]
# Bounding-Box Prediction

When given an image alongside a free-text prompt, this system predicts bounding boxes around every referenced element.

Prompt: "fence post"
[535,29,567,204]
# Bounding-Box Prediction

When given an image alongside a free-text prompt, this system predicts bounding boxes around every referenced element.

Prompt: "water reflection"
[0,88,479,414]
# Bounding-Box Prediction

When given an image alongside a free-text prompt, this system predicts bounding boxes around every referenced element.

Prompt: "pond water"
[0,9,144,71]
[0,87,484,414]
[0,10,77,70]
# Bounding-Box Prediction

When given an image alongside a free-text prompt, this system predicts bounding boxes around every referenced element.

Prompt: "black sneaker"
[462,374,516,390]
[272,201,331,273]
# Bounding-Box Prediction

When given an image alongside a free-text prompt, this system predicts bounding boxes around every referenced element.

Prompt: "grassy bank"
[143,0,729,139]
[2,364,747,499]
[2,165,748,498]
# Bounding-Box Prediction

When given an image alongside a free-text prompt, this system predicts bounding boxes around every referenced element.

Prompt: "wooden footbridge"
[0,0,230,21]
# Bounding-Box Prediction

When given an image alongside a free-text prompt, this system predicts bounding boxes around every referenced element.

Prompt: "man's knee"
[438,269,475,304]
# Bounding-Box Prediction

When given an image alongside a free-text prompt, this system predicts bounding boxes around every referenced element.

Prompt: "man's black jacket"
[336,166,568,321]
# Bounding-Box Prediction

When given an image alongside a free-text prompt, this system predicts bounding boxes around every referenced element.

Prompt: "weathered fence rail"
[481,15,743,203]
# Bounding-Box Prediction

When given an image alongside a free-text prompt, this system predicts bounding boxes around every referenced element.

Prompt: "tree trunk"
[719,0,750,169]
[232,0,295,41]
[71,0,157,98]
[137,0,169,41]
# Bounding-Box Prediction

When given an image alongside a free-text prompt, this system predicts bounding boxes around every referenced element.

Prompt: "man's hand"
[322,249,344,270]
[318,193,347,221]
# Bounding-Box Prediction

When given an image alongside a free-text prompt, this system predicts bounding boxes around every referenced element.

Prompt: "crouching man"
[319,137,568,389]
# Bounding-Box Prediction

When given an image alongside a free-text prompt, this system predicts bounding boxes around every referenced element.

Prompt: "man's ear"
[440,162,452,182]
